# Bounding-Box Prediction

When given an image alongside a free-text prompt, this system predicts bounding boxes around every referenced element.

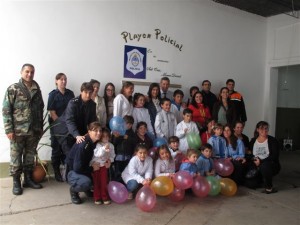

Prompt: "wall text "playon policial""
[121,29,183,51]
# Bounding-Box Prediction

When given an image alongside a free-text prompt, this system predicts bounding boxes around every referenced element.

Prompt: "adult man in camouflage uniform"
[2,64,44,195]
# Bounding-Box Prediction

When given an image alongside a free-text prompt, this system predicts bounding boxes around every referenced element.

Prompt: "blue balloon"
[147,131,156,141]
[109,116,126,135]
[153,137,167,147]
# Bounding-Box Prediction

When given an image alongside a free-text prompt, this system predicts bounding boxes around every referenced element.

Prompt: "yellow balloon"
[219,178,237,197]
[150,176,174,196]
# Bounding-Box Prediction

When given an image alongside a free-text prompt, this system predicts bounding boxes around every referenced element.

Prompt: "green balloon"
[206,176,221,196]
[186,132,202,150]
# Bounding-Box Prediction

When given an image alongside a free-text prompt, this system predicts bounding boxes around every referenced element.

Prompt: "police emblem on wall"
[124,45,146,79]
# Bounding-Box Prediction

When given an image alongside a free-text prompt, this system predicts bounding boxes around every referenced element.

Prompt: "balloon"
[147,131,155,141]
[135,185,156,212]
[219,178,237,197]
[206,176,221,196]
[192,176,210,198]
[148,147,158,161]
[214,159,234,177]
[173,171,193,190]
[150,176,174,196]
[108,181,128,204]
[186,132,201,150]
[174,153,185,171]
[153,137,167,147]
[168,187,185,202]
[109,116,126,135]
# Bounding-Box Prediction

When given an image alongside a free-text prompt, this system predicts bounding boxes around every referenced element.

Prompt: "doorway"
[275,64,300,150]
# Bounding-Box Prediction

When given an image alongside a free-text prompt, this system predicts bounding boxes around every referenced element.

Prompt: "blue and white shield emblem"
[126,49,144,75]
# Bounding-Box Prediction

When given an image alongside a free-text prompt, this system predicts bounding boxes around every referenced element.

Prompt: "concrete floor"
[0,150,299,225]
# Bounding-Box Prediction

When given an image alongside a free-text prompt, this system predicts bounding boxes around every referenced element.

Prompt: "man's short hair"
[202,80,211,86]
[160,77,170,83]
[173,89,184,97]
[80,82,94,92]
[226,79,235,84]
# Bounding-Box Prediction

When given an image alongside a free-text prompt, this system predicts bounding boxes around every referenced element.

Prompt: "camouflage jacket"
[2,79,44,136]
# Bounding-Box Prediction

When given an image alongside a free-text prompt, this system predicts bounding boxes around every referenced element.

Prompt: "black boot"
[12,174,23,195]
[23,171,43,189]
[70,187,82,204]
[52,164,64,182]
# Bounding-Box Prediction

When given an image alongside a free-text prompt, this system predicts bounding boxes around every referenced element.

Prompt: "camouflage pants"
[10,135,39,176]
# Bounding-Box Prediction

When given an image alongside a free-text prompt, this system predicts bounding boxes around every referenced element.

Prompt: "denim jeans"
[126,179,139,192]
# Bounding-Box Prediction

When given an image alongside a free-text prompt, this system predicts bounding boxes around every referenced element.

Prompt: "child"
[208,123,227,158]
[122,144,153,200]
[179,149,199,177]
[132,93,155,136]
[135,121,153,150]
[168,136,182,158]
[155,98,177,139]
[170,89,185,123]
[196,144,215,176]
[201,119,215,145]
[90,128,116,205]
[175,108,199,154]
[112,115,137,182]
[154,144,175,177]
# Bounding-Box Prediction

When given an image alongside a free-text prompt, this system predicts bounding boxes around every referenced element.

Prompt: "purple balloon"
[148,147,158,161]
[108,181,128,204]
[168,187,185,202]
[135,185,156,212]
[173,170,193,190]
[214,159,234,177]
[192,176,210,198]
[174,153,185,171]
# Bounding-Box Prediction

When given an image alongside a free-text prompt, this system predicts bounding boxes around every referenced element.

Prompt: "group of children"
[88,97,247,205]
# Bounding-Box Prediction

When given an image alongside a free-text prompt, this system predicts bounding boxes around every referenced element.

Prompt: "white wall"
[0,0,267,162]
[264,13,300,135]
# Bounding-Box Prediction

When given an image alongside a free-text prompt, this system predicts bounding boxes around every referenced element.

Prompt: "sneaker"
[94,199,103,205]
[103,200,111,205]
[127,192,133,200]
[261,188,278,194]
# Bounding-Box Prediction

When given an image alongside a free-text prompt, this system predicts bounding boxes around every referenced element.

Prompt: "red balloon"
[174,153,185,171]
[192,176,210,198]
[214,159,234,177]
[135,185,156,212]
[148,147,158,161]
[168,187,185,202]
[173,170,193,190]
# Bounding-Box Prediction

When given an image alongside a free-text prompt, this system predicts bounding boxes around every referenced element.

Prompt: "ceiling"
[211,0,300,18]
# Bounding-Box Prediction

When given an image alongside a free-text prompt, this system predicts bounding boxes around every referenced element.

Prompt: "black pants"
[113,160,130,183]
[230,160,247,185]
[244,160,280,189]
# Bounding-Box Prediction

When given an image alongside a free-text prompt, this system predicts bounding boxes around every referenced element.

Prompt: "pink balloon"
[135,185,156,212]
[214,159,234,177]
[192,176,210,198]
[174,153,185,171]
[108,181,128,204]
[173,171,193,190]
[168,187,185,202]
[148,147,158,161]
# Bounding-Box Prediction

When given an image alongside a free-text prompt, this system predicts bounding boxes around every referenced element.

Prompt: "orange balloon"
[219,178,237,197]
[150,176,174,196]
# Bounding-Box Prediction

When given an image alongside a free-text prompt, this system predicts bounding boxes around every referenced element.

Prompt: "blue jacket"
[226,139,245,159]
[196,154,214,176]
[66,135,96,177]
[179,161,199,176]
[53,95,97,138]
[208,135,227,158]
